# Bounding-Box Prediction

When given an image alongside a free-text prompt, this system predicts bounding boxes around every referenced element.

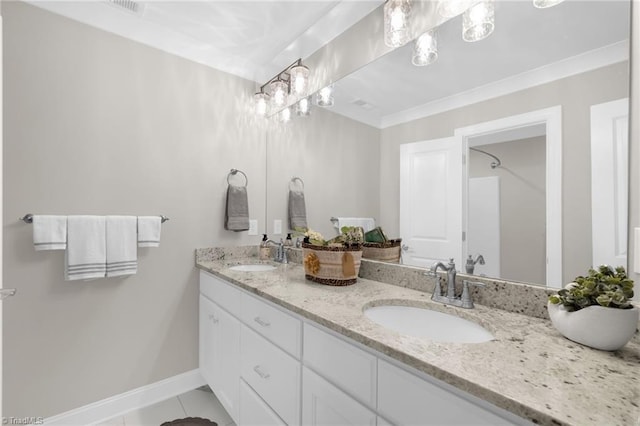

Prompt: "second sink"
[364,305,494,343]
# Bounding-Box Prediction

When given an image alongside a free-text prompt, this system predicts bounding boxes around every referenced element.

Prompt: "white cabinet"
[241,325,301,425]
[199,295,241,422]
[302,367,376,426]
[239,379,286,426]
[377,359,517,425]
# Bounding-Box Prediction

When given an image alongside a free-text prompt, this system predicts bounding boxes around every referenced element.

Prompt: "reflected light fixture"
[533,0,565,8]
[296,97,311,117]
[412,28,438,66]
[253,58,310,117]
[279,107,291,123]
[437,0,473,18]
[384,0,412,47]
[316,85,334,107]
[462,0,495,42]
[253,92,269,117]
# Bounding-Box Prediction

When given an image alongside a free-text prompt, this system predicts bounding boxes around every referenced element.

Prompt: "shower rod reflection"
[470,147,502,169]
[19,214,170,223]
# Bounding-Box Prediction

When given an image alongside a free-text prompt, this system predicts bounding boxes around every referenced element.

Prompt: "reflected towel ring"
[228,169,248,187]
[289,176,304,191]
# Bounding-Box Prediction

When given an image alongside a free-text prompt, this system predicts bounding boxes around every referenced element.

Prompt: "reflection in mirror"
[266,0,631,288]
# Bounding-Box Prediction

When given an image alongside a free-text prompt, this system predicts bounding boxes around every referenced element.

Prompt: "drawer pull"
[254,316,271,327]
[209,314,219,324]
[253,365,270,379]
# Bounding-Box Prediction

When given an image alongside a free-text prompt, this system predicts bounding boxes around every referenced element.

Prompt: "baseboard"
[44,369,206,425]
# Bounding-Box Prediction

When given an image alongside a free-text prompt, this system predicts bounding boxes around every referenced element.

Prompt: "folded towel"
[225,185,250,231]
[137,216,162,247]
[65,215,106,281]
[332,217,376,233]
[32,215,67,251]
[288,189,307,230]
[106,216,137,277]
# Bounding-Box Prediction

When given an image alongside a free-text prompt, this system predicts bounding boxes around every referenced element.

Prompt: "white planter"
[547,302,639,351]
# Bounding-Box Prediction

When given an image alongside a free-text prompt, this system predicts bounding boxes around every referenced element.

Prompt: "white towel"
[332,217,376,234]
[32,215,67,251]
[137,216,161,247]
[106,216,138,277]
[65,216,106,281]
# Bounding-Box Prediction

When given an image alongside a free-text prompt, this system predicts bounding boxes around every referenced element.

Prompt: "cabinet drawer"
[302,367,376,426]
[241,325,301,425]
[378,360,515,425]
[241,292,301,358]
[303,323,377,408]
[200,270,241,317]
[239,379,286,426]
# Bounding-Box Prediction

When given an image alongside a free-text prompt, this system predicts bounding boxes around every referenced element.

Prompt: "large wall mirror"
[266,0,631,289]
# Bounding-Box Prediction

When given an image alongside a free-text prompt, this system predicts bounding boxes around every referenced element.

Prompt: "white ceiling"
[26,0,631,128]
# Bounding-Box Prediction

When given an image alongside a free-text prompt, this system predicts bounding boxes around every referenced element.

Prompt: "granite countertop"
[195,250,640,426]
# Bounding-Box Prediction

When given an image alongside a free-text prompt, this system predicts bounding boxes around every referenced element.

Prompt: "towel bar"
[19,214,169,224]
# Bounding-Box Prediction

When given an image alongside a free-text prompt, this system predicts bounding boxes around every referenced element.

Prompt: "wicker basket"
[362,240,402,263]
[302,242,363,286]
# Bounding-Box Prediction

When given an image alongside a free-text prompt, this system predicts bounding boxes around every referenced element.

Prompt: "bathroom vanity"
[195,247,640,426]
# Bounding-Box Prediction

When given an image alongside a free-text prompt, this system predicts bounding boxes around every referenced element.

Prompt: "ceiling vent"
[106,0,146,17]
[352,99,376,111]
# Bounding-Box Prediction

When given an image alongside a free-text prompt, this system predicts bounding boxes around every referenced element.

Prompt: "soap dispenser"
[285,233,293,247]
[259,234,270,260]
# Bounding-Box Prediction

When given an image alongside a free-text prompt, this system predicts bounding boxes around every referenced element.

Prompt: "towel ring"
[227,169,248,187]
[289,176,304,191]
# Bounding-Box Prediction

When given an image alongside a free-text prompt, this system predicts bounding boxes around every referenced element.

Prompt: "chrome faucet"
[265,239,288,264]
[465,254,485,274]
[426,259,485,309]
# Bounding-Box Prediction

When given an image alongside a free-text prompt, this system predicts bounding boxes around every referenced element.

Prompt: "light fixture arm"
[259,58,304,93]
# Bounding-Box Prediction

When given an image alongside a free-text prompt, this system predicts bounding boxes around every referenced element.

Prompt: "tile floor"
[95,387,235,426]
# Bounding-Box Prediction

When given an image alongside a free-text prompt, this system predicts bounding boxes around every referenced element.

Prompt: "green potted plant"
[547,265,638,351]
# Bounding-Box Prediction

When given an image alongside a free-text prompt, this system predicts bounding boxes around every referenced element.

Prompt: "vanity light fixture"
[296,97,311,117]
[533,0,565,8]
[462,0,495,42]
[253,58,310,116]
[253,92,269,117]
[412,28,438,66]
[316,85,334,107]
[384,0,412,48]
[437,0,473,18]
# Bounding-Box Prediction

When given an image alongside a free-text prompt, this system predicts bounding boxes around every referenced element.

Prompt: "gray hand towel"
[288,189,307,230]
[225,185,250,231]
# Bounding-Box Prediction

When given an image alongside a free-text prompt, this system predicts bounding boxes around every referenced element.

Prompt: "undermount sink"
[364,305,494,343]
[228,264,277,272]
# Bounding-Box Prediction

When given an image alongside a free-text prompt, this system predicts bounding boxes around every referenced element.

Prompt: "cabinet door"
[239,379,286,426]
[199,295,240,423]
[378,360,516,425]
[302,367,376,426]
[199,295,219,387]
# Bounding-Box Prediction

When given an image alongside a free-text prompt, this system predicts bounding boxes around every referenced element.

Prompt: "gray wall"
[266,108,380,240]
[469,137,546,283]
[3,2,267,417]
[379,62,629,284]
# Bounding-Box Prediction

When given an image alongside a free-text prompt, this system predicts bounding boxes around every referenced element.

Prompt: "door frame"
[454,106,563,288]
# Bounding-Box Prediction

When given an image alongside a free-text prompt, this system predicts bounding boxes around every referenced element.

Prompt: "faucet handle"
[461,280,486,309]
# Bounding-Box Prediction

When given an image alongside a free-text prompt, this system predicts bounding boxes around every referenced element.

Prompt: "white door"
[400,137,463,268]
[467,177,500,277]
[591,98,629,268]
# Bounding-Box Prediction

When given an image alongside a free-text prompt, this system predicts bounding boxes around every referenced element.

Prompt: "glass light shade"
[462,0,495,42]
[296,97,311,117]
[269,79,288,108]
[412,29,438,66]
[316,85,334,107]
[279,107,291,123]
[437,0,472,18]
[384,0,412,48]
[533,0,565,8]
[253,92,269,116]
[290,65,310,97]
